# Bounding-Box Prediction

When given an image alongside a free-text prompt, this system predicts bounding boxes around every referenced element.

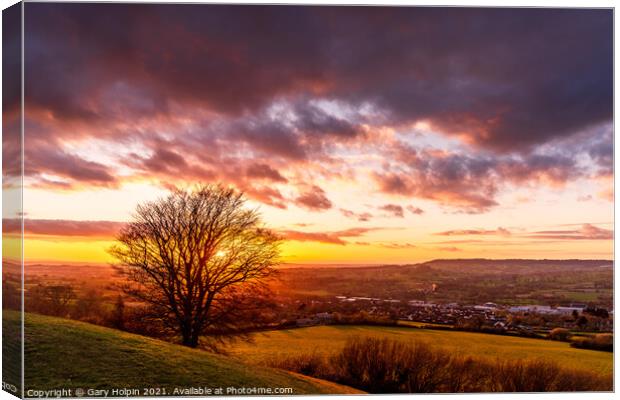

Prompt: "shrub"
[270,351,329,378]
[72,289,105,324]
[334,337,452,393]
[332,312,398,326]
[547,328,571,341]
[570,334,613,352]
[269,336,612,393]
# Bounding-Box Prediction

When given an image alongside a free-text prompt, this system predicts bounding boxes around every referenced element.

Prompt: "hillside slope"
[4,312,361,395]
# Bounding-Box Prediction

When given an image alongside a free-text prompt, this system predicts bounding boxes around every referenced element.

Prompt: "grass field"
[397,320,453,328]
[4,312,360,395]
[228,325,613,375]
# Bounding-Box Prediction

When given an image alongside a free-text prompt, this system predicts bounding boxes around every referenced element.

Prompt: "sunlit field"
[229,325,612,375]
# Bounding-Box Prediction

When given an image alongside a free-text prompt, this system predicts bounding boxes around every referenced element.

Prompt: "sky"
[2,4,614,264]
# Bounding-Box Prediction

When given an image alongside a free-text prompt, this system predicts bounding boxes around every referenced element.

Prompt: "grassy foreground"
[228,325,613,375]
[4,312,360,395]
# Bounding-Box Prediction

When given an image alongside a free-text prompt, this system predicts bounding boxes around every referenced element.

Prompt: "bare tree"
[109,184,281,347]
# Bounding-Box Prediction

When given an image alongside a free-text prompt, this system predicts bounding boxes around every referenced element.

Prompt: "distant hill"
[423,258,613,267]
[275,258,613,306]
[3,311,361,395]
[280,258,613,271]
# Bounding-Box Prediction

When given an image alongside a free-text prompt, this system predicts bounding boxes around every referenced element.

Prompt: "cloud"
[142,147,187,171]
[279,227,381,245]
[436,246,462,252]
[17,4,612,217]
[4,218,124,238]
[242,185,288,209]
[527,224,612,240]
[433,224,612,243]
[374,151,500,213]
[435,227,511,236]
[294,185,333,211]
[25,5,611,152]
[245,163,288,183]
[378,204,405,218]
[24,147,119,187]
[406,205,424,215]
[375,143,588,213]
[339,209,372,222]
[435,239,484,244]
[378,242,416,249]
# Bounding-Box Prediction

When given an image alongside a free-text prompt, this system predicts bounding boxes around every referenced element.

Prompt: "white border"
[0,2,615,400]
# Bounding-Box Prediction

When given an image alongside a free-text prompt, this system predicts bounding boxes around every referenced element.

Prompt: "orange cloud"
[4,218,124,238]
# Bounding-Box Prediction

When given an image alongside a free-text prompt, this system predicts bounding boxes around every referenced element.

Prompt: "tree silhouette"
[109,184,281,347]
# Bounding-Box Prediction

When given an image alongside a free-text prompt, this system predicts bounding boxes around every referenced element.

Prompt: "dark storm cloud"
[19,4,612,214]
[293,103,361,139]
[230,117,308,160]
[24,4,612,151]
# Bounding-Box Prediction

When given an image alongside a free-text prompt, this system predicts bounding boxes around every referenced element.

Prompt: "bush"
[570,334,613,352]
[26,284,76,317]
[270,351,329,378]
[334,337,451,393]
[72,289,105,324]
[270,337,611,393]
[547,328,571,341]
[489,359,608,392]
[332,312,398,326]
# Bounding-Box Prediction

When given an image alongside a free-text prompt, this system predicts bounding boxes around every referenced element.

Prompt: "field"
[275,259,613,307]
[4,312,360,395]
[15,259,614,309]
[228,325,613,375]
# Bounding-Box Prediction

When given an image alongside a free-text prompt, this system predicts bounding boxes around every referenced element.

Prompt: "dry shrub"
[334,337,450,393]
[547,328,571,341]
[269,336,611,393]
[570,334,613,352]
[270,351,329,378]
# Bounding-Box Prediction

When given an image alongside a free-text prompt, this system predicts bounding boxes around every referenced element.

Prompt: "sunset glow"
[5,4,613,265]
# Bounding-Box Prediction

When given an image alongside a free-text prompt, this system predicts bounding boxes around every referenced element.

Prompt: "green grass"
[4,312,360,395]
[3,311,22,394]
[553,291,600,302]
[397,320,453,329]
[228,325,613,375]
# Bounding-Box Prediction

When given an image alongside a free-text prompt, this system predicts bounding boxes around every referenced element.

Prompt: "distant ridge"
[280,258,613,270]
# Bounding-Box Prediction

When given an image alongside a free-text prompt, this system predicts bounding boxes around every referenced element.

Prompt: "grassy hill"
[4,311,361,395]
[228,325,613,375]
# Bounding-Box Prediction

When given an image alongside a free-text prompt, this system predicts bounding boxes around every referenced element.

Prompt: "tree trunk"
[181,322,194,347]
[181,324,200,348]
